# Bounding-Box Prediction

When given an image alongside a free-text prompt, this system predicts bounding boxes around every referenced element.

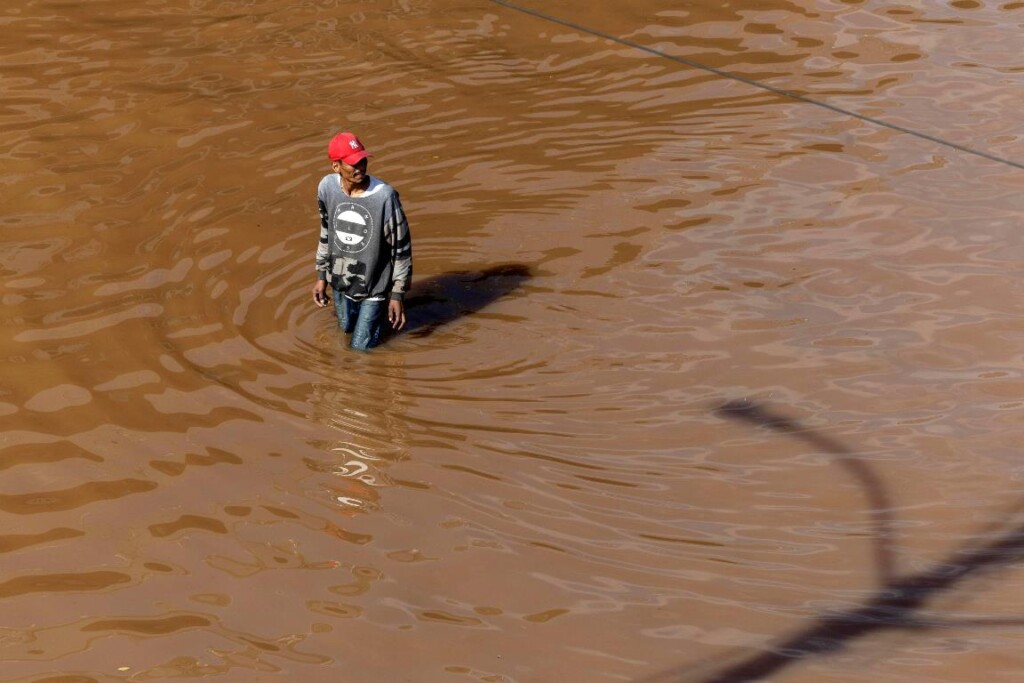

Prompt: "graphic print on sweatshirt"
[333,202,375,255]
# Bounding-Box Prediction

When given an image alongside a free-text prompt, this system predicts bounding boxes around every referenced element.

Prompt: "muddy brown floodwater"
[2,0,1023,681]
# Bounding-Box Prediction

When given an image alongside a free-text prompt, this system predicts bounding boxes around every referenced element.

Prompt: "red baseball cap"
[327,132,371,165]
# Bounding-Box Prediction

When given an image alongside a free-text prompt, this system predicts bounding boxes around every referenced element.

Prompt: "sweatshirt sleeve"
[315,195,330,281]
[388,193,412,300]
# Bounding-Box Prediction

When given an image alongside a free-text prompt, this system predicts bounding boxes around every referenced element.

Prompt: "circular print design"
[333,204,374,254]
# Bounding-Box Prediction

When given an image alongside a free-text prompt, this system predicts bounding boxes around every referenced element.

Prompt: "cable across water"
[489,0,1023,171]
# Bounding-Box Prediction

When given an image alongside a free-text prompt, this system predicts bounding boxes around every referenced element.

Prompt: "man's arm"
[388,198,412,298]
[387,195,412,328]
[313,197,331,307]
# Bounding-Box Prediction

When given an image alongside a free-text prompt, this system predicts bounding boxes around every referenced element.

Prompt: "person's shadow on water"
[388,263,532,342]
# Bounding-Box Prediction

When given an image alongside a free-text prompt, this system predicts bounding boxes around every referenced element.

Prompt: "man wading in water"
[312,132,413,350]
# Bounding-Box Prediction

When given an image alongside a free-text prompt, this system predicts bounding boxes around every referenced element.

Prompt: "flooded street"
[2,0,1023,681]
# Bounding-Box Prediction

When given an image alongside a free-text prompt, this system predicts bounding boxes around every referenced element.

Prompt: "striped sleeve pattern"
[387,194,412,300]
[315,197,330,281]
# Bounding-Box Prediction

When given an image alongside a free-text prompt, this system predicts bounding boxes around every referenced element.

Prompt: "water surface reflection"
[1,0,1023,681]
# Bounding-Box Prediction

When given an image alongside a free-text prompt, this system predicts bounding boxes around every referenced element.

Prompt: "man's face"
[334,157,368,185]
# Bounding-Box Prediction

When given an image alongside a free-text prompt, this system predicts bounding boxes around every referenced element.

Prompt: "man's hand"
[388,299,406,330]
[313,280,329,307]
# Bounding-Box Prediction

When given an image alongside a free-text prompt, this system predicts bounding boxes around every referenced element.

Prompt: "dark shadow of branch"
[642,400,1024,683]
[717,400,898,582]
[395,263,532,339]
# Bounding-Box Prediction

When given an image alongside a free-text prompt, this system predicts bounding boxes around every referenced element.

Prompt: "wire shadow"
[396,263,532,339]
[643,400,1024,683]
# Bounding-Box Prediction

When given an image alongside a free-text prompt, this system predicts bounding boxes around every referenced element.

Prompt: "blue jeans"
[334,291,385,351]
